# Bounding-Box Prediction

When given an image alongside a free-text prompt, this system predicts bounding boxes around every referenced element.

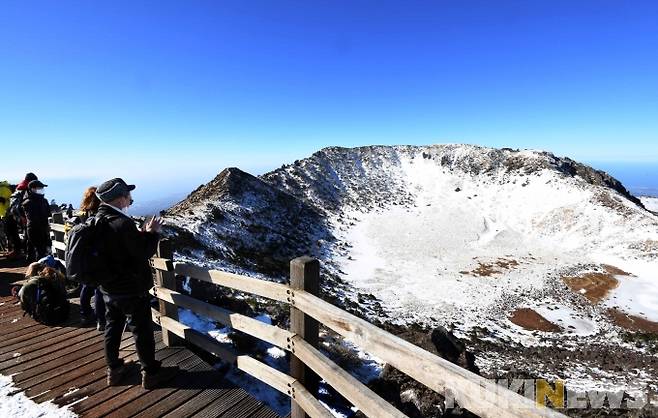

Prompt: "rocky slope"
[163,144,658,416]
[166,167,332,277]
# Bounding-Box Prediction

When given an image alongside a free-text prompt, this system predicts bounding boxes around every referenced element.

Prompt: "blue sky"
[1,1,657,207]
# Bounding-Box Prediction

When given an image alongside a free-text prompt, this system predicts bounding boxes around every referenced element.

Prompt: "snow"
[594,256,658,322]
[533,303,598,336]
[641,196,658,212]
[0,374,77,418]
[182,276,192,294]
[326,148,658,394]
[319,400,349,418]
[334,150,657,328]
[177,308,232,344]
[266,346,286,359]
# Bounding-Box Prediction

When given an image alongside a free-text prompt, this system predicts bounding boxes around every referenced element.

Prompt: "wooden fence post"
[154,238,183,346]
[290,256,320,418]
[50,212,65,259]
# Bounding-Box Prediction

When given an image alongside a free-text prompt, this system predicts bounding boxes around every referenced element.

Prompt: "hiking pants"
[26,227,48,262]
[80,284,106,323]
[4,216,21,252]
[103,293,158,373]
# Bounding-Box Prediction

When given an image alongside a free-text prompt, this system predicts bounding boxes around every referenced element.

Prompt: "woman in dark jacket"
[75,186,107,330]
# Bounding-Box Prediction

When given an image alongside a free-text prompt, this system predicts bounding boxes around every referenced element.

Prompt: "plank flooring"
[0,254,281,418]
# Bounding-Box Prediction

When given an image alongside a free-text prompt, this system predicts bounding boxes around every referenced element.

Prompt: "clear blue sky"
[1,1,657,206]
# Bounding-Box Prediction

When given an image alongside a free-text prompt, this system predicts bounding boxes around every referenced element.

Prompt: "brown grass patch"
[608,308,658,334]
[562,272,619,304]
[509,308,561,332]
[461,258,519,277]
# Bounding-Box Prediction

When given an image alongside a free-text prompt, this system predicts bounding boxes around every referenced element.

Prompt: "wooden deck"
[0,255,282,418]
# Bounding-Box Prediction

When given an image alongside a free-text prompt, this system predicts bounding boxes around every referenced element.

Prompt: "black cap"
[28,180,47,189]
[25,173,38,182]
[96,178,136,202]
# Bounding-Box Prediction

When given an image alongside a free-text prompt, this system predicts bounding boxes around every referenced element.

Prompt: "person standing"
[0,181,12,252]
[22,179,51,262]
[95,178,175,389]
[0,181,11,219]
[74,186,107,330]
[11,173,38,257]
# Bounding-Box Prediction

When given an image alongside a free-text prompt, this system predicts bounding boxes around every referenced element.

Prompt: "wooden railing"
[49,214,568,418]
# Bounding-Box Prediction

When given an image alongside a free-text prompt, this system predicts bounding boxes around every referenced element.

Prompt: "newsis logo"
[444,379,658,411]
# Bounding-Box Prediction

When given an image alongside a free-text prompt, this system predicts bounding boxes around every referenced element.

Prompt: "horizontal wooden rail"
[174,262,290,303]
[49,223,66,233]
[151,308,332,418]
[151,286,292,348]
[290,290,566,418]
[236,354,295,394]
[52,241,67,252]
[150,286,407,417]
[236,357,332,418]
[151,308,236,364]
[291,335,406,418]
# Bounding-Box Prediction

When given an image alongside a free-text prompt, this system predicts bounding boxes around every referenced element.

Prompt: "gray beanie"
[96,178,135,202]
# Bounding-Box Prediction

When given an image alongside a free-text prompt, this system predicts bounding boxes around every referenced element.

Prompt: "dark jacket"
[22,192,51,231]
[97,204,160,295]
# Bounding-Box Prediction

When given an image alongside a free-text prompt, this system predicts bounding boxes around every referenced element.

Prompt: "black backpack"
[65,214,111,285]
[9,192,24,222]
[20,277,70,325]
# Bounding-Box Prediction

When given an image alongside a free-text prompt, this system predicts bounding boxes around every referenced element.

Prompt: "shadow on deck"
[0,254,281,418]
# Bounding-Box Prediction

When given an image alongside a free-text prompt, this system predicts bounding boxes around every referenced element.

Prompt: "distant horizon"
[7,144,658,216]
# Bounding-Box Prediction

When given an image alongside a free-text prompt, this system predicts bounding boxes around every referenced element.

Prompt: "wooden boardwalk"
[0,255,282,418]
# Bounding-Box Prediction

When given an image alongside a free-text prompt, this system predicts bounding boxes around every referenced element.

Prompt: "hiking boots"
[106,362,129,386]
[141,366,179,390]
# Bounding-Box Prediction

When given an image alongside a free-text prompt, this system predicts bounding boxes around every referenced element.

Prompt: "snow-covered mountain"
[164,144,658,402]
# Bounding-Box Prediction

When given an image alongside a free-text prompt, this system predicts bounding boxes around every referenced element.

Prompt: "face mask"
[35,189,45,195]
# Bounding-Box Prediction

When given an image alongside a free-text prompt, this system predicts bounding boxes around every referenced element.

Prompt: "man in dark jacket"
[22,180,51,262]
[95,178,175,389]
